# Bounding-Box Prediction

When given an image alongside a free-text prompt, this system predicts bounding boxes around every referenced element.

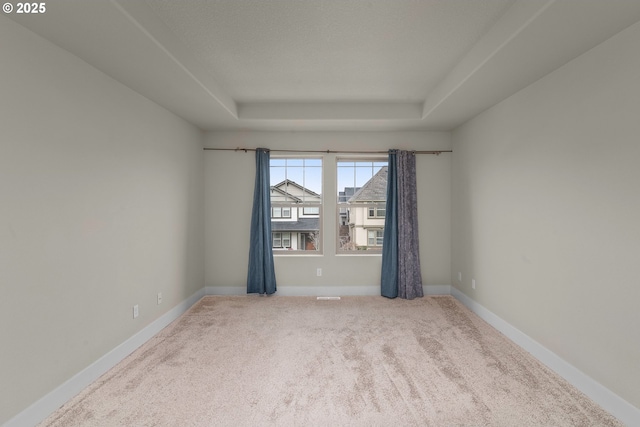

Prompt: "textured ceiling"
[144,0,513,101]
[7,0,640,131]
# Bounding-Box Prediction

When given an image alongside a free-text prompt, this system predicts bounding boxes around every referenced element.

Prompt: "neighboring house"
[337,186,360,248]
[344,167,387,249]
[270,179,321,251]
[338,186,360,225]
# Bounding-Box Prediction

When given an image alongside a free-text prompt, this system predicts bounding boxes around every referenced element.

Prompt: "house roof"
[348,167,387,203]
[271,218,319,232]
[273,179,321,197]
[339,187,361,203]
[270,185,302,202]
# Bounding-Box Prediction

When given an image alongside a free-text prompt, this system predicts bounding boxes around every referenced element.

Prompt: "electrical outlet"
[317,268,322,277]
[458,272,462,282]
[157,292,162,305]
[133,304,139,318]
[472,279,476,290]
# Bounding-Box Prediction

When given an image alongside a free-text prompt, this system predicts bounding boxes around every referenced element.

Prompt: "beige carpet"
[40,296,622,426]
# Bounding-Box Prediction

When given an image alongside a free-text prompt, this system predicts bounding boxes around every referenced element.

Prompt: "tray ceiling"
[8,0,640,131]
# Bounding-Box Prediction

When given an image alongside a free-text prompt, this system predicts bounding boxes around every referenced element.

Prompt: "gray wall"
[204,131,451,294]
[4,7,639,425]
[451,21,640,408]
[0,17,205,424]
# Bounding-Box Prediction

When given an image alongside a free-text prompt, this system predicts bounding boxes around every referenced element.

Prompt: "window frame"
[367,206,386,218]
[367,229,384,246]
[272,232,292,249]
[270,156,323,255]
[271,206,291,219]
[273,232,282,248]
[336,156,388,254]
[302,206,320,216]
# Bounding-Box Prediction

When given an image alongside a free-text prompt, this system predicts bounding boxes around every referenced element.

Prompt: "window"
[367,229,384,246]
[337,158,388,252]
[368,207,386,218]
[271,207,291,218]
[303,207,320,215]
[272,232,292,249]
[270,157,322,253]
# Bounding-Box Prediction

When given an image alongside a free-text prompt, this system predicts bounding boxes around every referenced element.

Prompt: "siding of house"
[271,182,321,251]
[348,207,385,247]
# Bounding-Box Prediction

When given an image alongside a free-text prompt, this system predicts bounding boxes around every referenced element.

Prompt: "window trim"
[272,232,292,249]
[367,228,384,247]
[270,156,323,255]
[282,232,291,248]
[271,206,291,219]
[302,206,320,215]
[273,232,282,248]
[336,156,388,254]
[367,206,386,218]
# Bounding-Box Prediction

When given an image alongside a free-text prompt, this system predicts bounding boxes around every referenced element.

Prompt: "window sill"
[274,253,324,257]
[335,252,382,257]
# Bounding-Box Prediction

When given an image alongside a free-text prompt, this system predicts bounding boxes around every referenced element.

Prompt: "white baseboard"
[4,288,205,427]
[423,284,451,295]
[206,284,451,297]
[11,285,635,426]
[450,286,639,427]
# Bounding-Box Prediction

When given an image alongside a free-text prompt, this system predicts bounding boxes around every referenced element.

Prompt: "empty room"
[2,0,639,425]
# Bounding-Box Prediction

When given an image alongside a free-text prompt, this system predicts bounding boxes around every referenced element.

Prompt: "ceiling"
[9,0,640,131]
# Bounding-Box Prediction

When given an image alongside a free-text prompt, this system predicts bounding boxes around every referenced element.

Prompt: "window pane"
[271,158,322,200]
[270,157,322,254]
[287,167,304,188]
[305,158,322,167]
[270,168,286,186]
[355,167,375,190]
[303,167,322,197]
[337,158,387,252]
[337,168,357,200]
[286,159,304,167]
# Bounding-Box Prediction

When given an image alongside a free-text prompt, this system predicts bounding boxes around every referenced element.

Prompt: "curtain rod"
[203,147,452,155]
